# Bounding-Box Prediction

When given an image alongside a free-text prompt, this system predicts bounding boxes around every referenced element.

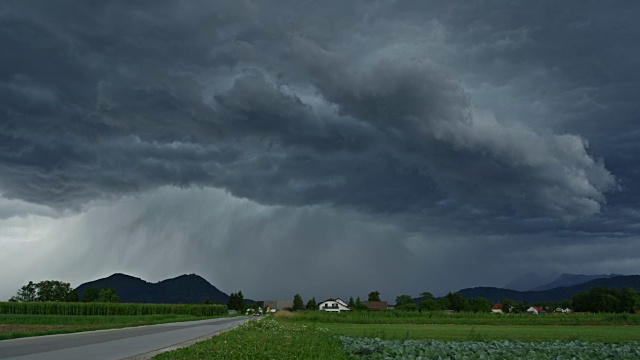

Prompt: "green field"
[0,302,230,340]
[0,314,214,340]
[154,312,640,359]
[289,310,640,325]
[153,317,350,360]
[0,302,227,317]
[321,323,640,342]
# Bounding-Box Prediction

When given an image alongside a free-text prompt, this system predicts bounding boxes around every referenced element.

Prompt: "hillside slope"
[75,273,230,304]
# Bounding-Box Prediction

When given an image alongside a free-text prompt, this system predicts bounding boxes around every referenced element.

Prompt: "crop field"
[289,310,640,326]
[340,337,640,359]
[0,314,211,340]
[320,323,640,343]
[0,302,229,340]
[154,312,640,359]
[0,302,227,317]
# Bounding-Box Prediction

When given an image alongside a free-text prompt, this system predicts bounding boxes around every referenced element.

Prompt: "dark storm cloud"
[0,0,636,229]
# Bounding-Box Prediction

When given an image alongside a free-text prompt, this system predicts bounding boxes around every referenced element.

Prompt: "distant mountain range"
[455,275,640,303]
[75,273,245,304]
[529,273,622,292]
[502,273,622,292]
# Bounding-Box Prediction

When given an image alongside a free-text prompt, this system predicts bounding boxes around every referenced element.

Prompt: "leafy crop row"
[291,310,640,325]
[341,337,640,359]
[0,302,227,316]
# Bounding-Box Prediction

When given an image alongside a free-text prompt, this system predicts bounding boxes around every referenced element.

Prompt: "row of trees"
[8,280,121,303]
[572,287,640,313]
[9,281,78,302]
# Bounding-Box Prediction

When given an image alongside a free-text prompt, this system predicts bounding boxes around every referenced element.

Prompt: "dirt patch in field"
[274,310,295,318]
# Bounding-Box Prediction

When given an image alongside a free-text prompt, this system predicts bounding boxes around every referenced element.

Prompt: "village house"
[491,303,503,313]
[364,301,388,311]
[554,307,572,313]
[318,298,351,312]
[527,306,545,315]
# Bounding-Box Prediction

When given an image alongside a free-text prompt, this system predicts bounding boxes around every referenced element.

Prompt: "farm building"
[364,301,388,310]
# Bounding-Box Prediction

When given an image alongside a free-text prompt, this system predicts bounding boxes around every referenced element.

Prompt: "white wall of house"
[318,298,351,312]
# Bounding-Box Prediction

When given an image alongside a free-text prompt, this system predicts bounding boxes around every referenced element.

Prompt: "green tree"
[446,292,470,312]
[355,296,365,310]
[421,298,441,311]
[83,287,101,302]
[618,287,639,313]
[66,289,79,302]
[227,291,245,312]
[293,293,304,310]
[306,297,318,310]
[395,294,414,307]
[368,291,381,302]
[37,281,74,302]
[500,298,517,313]
[13,281,38,302]
[468,297,493,313]
[348,297,355,308]
[11,280,76,302]
[420,292,434,300]
[98,287,120,303]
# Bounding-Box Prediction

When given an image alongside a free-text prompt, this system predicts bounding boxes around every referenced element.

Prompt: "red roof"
[634,309,640,314]
[492,303,503,310]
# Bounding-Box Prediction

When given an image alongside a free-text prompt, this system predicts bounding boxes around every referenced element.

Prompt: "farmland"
[155,311,640,359]
[0,302,229,340]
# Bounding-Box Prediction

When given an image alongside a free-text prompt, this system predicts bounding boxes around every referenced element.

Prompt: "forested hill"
[455,275,640,303]
[75,273,232,304]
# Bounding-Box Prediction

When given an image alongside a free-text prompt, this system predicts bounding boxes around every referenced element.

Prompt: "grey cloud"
[0,1,637,234]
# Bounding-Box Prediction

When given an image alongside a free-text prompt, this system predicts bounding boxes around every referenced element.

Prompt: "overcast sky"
[1,0,639,302]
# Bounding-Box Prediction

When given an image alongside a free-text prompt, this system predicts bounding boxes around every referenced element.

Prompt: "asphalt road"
[0,316,252,360]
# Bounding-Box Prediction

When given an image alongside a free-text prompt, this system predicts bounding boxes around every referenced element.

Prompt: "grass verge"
[153,317,351,359]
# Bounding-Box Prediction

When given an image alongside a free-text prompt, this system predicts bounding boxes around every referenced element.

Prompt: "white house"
[555,307,572,313]
[318,298,351,312]
[527,306,545,314]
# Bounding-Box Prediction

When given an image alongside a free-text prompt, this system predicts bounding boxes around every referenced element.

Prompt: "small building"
[554,307,572,313]
[364,301,388,311]
[318,298,351,312]
[527,306,545,315]
[262,300,294,311]
[491,303,503,314]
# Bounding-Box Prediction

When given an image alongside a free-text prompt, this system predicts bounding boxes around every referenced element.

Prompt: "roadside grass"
[153,317,351,360]
[289,310,640,326]
[0,314,230,340]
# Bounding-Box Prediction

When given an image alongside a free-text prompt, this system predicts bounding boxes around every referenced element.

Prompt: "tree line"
[8,280,120,303]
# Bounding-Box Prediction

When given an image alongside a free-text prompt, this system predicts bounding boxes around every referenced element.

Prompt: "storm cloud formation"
[1,1,639,300]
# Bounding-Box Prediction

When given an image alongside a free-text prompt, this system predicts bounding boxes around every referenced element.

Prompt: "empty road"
[0,316,252,360]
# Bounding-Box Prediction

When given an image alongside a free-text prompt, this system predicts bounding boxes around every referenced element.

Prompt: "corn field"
[0,302,227,317]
